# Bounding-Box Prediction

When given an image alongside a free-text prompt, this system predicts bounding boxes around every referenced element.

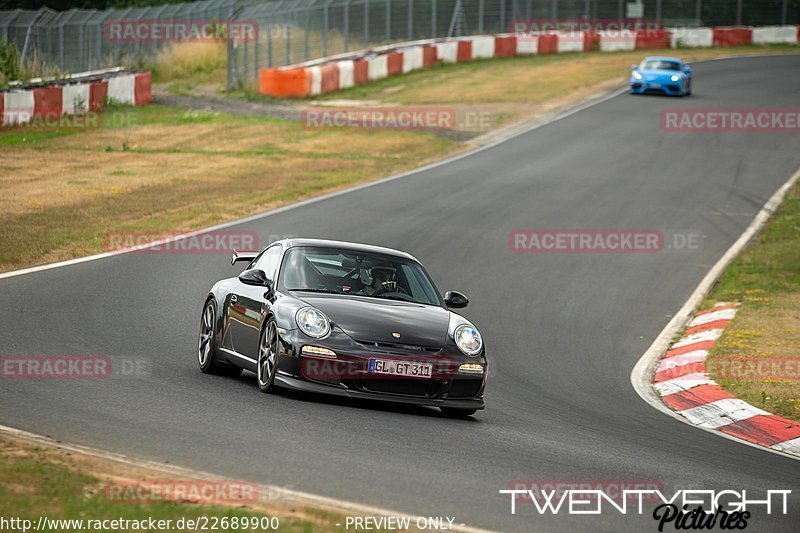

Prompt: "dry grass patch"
[0,105,455,271]
[705,181,800,421]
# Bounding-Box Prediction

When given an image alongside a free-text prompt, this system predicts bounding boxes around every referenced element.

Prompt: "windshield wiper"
[288,288,339,294]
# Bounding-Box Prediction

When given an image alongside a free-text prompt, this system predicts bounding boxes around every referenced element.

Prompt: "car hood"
[642,69,683,80]
[299,294,450,347]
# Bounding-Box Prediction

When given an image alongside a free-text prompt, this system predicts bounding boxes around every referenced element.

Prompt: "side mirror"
[444,291,469,309]
[631,64,639,70]
[239,269,272,288]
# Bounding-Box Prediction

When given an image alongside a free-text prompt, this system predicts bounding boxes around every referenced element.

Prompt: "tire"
[440,407,478,419]
[686,80,692,96]
[257,317,279,393]
[198,299,243,377]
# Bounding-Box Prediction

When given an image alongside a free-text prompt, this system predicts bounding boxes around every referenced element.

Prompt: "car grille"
[354,339,441,354]
[447,379,483,398]
[357,378,441,397]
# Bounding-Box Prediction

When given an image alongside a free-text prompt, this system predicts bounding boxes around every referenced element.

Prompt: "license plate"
[649,83,661,88]
[368,359,432,379]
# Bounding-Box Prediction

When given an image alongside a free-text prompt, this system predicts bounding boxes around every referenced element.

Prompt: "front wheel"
[257,318,279,392]
[198,299,242,377]
[440,407,478,419]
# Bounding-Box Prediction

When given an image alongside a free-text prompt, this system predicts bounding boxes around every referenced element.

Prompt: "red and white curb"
[653,302,800,456]
[1,70,152,128]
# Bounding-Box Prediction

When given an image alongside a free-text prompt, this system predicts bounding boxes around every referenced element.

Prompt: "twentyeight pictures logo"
[500,487,791,531]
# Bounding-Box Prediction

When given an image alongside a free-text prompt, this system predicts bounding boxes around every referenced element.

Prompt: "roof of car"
[279,238,419,262]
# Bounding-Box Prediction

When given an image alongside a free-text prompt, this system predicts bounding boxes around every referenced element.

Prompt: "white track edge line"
[0,424,499,533]
[630,165,800,461]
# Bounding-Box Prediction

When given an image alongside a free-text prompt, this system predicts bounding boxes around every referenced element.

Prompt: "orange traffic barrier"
[259,68,310,98]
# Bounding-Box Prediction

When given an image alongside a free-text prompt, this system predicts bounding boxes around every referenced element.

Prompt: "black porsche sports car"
[198,238,487,417]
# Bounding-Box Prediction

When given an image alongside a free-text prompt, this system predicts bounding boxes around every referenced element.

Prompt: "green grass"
[704,179,800,420]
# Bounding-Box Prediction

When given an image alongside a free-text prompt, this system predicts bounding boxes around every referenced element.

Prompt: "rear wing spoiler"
[231,249,260,266]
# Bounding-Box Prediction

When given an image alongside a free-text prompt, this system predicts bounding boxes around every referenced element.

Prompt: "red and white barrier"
[367,54,388,81]
[598,29,637,51]
[515,34,538,55]
[1,71,151,128]
[259,25,799,99]
[401,46,424,73]
[752,25,798,44]
[107,73,137,104]
[669,27,713,48]
[555,31,586,53]
[62,83,90,114]
[435,41,459,63]
[2,90,34,126]
[338,60,355,89]
[713,27,753,47]
[470,36,495,59]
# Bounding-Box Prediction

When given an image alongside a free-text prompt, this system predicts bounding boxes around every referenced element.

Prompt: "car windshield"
[641,60,681,71]
[278,246,442,306]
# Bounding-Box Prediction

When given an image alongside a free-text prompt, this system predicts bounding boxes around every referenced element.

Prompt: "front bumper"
[629,79,684,95]
[275,373,485,409]
[275,328,487,409]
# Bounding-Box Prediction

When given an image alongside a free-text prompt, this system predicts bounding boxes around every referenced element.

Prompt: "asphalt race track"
[2,55,800,532]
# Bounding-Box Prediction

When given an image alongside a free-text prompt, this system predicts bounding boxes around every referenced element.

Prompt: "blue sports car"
[629,56,693,96]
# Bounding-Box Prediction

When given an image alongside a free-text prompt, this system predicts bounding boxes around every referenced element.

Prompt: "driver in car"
[363,265,399,296]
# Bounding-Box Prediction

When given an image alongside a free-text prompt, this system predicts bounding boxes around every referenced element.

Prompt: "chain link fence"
[0,0,246,76]
[0,1,797,87]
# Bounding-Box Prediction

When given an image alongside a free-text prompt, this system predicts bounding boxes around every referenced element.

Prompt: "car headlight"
[671,74,681,82]
[632,71,643,80]
[454,324,483,356]
[296,307,330,338]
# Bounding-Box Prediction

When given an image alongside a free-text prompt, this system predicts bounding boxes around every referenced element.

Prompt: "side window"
[254,246,282,282]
